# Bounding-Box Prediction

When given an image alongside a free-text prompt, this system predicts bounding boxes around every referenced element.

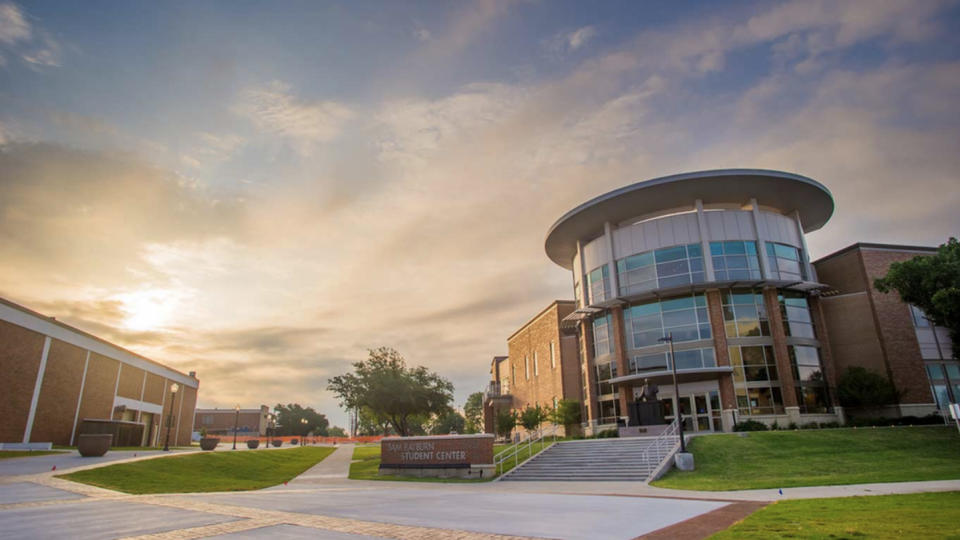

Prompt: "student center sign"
[379,434,495,479]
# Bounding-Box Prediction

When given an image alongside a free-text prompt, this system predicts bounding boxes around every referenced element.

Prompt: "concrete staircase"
[500,437,677,482]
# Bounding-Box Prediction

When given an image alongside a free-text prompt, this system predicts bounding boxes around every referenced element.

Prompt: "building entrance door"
[660,391,722,432]
[140,412,155,446]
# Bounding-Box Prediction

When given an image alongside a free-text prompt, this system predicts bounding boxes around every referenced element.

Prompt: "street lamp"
[266,413,275,448]
[300,417,308,440]
[658,333,686,453]
[162,383,179,452]
[232,404,240,450]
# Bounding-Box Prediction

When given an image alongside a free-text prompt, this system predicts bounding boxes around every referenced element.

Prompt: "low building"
[484,300,583,437]
[0,297,199,447]
[814,243,955,416]
[194,405,270,436]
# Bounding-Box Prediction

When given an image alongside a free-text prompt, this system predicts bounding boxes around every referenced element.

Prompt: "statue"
[638,378,659,402]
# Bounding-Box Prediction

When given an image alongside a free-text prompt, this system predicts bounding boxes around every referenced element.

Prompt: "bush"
[802,422,820,430]
[848,414,945,427]
[819,422,841,429]
[837,367,900,407]
[733,420,768,431]
[596,428,620,438]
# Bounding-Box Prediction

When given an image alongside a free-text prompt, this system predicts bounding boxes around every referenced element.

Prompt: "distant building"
[484,169,955,437]
[0,297,199,447]
[194,405,270,436]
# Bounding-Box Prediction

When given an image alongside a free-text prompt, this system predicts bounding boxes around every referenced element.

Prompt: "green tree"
[548,399,582,433]
[327,347,454,436]
[519,404,548,434]
[875,237,960,359]
[495,409,518,439]
[430,410,466,434]
[836,367,900,407]
[327,426,348,437]
[273,403,329,436]
[463,391,484,434]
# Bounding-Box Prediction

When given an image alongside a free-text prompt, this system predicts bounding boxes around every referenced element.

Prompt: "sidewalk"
[286,444,355,484]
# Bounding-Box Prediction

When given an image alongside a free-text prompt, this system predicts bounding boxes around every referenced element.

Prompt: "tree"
[875,237,960,359]
[495,409,517,439]
[463,392,484,434]
[327,426,348,438]
[273,403,329,436]
[519,405,548,434]
[836,367,900,408]
[327,347,454,436]
[548,399,582,432]
[430,410,466,434]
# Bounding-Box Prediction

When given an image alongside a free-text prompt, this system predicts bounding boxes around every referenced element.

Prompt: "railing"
[638,418,681,473]
[484,381,510,400]
[494,423,561,477]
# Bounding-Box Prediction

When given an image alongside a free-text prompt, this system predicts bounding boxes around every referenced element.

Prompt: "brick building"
[195,405,270,436]
[0,297,199,447]
[484,170,957,438]
[483,301,583,437]
[814,243,954,416]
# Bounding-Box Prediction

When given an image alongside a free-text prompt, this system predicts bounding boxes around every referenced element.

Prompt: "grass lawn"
[712,492,960,539]
[0,450,67,459]
[59,446,335,494]
[347,440,557,482]
[654,426,960,491]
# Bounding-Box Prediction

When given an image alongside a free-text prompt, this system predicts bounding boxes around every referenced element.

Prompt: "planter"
[200,437,220,451]
[271,440,282,447]
[246,439,260,449]
[290,438,299,445]
[77,433,112,457]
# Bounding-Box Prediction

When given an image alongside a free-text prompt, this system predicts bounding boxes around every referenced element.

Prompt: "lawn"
[59,446,335,494]
[712,492,960,539]
[0,450,67,459]
[347,440,556,482]
[654,426,960,491]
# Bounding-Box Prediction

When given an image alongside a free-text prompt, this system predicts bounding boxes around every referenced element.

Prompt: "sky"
[1,0,959,429]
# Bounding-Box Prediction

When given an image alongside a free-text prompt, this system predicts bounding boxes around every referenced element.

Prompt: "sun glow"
[114,288,186,331]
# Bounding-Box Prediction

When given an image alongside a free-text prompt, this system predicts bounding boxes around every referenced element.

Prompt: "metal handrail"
[638,418,681,467]
[494,423,561,476]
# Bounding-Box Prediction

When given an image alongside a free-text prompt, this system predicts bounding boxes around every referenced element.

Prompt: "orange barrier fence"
[211,434,384,444]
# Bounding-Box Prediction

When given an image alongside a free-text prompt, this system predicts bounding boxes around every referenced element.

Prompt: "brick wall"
[506,302,577,414]
[30,339,85,445]
[0,320,45,442]
[705,290,737,411]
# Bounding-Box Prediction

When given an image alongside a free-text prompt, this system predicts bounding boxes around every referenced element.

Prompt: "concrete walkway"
[286,444,354,484]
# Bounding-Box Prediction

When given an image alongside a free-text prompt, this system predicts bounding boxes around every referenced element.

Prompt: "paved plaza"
[1,444,958,539]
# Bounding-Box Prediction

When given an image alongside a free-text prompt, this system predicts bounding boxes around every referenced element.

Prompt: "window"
[524,356,529,380]
[592,314,613,358]
[598,398,620,425]
[587,265,610,304]
[766,242,807,280]
[722,289,770,337]
[729,345,784,415]
[534,351,539,376]
[789,345,829,413]
[202,415,214,425]
[710,241,761,281]
[616,243,705,296]
[629,348,716,374]
[574,280,581,306]
[910,305,931,328]
[779,291,816,338]
[550,341,556,368]
[595,361,617,397]
[926,360,960,408]
[624,294,711,349]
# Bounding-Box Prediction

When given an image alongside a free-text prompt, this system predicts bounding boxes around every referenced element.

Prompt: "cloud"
[0,2,61,68]
[234,81,353,153]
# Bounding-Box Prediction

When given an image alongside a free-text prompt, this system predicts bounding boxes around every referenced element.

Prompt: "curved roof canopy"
[544,169,834,269]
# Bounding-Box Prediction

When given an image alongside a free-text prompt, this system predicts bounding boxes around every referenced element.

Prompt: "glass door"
[662,393,720,432]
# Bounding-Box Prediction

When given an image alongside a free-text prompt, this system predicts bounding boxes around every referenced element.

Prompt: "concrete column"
[576,240,589,307]
[694,199,716,281]
[610,306,632,424]
[604,221,619,299]
[793,210,814,281]
[764,287,799,409]
[750,198,774,279]
[24,337,52,443]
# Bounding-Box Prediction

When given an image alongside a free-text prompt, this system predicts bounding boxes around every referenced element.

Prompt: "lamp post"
[658,333,685,453]
[266,413,275,448]
[162,383,179,451]
[232,404,240,450]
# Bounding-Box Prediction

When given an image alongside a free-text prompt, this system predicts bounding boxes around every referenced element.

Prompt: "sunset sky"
[2,0,959,428]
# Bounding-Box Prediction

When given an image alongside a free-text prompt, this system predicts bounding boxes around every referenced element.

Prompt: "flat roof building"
[0,297,199,447]
[195,405,270,436]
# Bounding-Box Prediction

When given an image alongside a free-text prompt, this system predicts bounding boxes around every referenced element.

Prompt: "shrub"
[733,420,768,431]
[596,428,620,438]
[837,367,900,407]
[802,422,820,430]
[788,422,799,430]
[770,421,780,431]
[819,422,841,429]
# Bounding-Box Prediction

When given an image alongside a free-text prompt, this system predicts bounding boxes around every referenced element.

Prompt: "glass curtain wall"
[729,345,784,414]
[779,291,816,338]
[710,241,762,281]
[722,290,770,337]
[616,244,705,296]
[789,345,830,413]
[766,242,807,280]
[587,266,610,304]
